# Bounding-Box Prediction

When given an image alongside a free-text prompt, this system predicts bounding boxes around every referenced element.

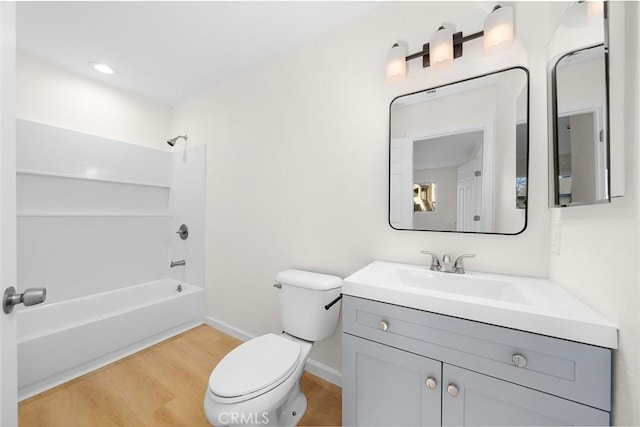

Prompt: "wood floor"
[18,325,342,426]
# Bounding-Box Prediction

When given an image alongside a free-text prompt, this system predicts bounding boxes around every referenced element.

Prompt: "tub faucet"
[170,260,186,268]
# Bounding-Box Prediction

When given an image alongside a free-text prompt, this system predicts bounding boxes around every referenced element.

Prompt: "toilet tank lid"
[276,269,342,291]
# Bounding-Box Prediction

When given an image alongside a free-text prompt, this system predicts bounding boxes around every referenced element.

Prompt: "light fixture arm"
[405,29,484,68]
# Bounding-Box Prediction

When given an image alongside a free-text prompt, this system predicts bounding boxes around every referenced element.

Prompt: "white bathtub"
[17,279,204,400]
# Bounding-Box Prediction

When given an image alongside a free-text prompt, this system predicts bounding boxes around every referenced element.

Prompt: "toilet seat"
[208,334,302,403]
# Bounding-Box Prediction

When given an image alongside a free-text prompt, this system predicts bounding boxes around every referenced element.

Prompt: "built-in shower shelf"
[17,169,172,189]
[17,212,172,217]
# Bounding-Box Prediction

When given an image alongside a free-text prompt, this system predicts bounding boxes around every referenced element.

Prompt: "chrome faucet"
[441,254,452,273]
[170,260,186,268]
[452,254,475,274]
[421,251,475,274]
[420,251,441,271]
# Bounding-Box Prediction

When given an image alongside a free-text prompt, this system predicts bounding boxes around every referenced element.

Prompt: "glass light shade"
[386,43,407,81]
[483,5,514,55]
[429,26,453,68]
[587,1,604,19]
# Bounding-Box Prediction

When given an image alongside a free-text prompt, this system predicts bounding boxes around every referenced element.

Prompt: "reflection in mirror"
[413,182,436,213]
[548,1,609,207]
[389,67,529,234]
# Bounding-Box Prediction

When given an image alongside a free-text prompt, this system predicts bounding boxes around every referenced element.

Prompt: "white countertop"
[342,261,618,349]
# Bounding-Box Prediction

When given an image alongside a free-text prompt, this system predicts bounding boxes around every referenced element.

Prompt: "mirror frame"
[548,2,611,208]
[388,66,530,235]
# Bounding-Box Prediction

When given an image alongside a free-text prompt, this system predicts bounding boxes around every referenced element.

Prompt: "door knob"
[378,321,389,331]
[3,286,47,314]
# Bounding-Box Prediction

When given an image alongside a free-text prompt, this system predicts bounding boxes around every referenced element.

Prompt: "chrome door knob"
[3,286,47,314]
[378,321,389,331]
[425,377,437,390]
[512,353,528,368]
[447,384,459,397]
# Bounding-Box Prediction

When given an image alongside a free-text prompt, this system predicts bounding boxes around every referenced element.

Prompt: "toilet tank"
[275,269,342,342]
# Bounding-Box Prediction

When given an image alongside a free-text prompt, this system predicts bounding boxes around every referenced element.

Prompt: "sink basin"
[391,268,530,304]
[342,260,619,349]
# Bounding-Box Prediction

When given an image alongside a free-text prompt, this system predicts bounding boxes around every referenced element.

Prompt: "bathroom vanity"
[341,261,618,426]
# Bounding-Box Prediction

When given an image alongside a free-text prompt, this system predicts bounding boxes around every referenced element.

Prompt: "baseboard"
[204,315,342,387]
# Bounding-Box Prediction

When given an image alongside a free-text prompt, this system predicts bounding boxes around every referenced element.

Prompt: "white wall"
[16,51,172,150]
[549,2,640,425]
[171,1,553,374]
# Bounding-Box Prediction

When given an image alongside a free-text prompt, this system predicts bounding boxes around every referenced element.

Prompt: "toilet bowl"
[204,333,312,427]
[204,269,342,427]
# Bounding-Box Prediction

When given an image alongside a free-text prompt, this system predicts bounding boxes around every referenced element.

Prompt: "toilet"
[204,269,342,427]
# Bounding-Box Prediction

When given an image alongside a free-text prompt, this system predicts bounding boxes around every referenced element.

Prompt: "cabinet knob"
[378,321,389,331]
[512,353,528,368]
[447,384,459,397]
[425,377,437,390]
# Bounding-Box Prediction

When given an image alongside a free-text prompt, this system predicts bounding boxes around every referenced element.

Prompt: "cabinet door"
[343,333,441,427]
[442,364,610,426]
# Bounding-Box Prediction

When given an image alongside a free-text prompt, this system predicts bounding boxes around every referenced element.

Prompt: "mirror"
[389,67,529,234]
[548,1,609,207]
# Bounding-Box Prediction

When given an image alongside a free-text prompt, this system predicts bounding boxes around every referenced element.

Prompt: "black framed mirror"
[548,1,610,207]
[389,67,529,235]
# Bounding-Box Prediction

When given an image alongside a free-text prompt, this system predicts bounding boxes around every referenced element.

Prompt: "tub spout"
[170,260,186,268]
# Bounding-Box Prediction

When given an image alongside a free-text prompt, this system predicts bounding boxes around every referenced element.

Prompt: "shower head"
[167,135,188,146]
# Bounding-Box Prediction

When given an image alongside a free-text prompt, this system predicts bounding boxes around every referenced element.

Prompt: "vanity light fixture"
[386,43,407,80]
[483,5,514,54]
[385,4,514,80]
[587,1,604,19]
[429,26,454,68]
[90,61,116,75]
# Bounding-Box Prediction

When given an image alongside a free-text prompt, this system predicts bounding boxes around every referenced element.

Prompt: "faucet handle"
[453,254,475,274]
[421,251,442,271]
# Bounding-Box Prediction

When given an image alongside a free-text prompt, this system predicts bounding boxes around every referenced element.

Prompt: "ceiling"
[17,1,379,106]
[414,131,484,170]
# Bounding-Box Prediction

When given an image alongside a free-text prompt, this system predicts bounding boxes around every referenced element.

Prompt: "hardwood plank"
[19,325,342,426]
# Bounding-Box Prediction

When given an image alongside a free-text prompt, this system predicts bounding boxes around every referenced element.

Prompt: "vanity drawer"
[342,295,612,411]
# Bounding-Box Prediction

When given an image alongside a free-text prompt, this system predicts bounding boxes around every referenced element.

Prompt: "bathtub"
[17,279,204,400]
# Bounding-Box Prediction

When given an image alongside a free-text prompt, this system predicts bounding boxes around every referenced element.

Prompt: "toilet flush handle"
[324,294,343,310]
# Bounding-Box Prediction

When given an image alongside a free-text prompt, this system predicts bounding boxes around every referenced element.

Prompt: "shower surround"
[15,119,206,399]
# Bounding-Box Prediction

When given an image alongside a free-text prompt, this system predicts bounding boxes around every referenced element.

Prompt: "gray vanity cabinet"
[343,333,441,426]
[442,364,609,426]
[342,296,612,426]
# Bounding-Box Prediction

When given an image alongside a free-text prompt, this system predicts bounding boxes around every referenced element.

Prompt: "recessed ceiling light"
[90,62,116,75]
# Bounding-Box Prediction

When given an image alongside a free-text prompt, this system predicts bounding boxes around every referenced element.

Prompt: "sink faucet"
[420,251,441,271]
[452,254,475,274]
[420,251,475,274]
[441,254,452,273]
[170,260,186,268]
